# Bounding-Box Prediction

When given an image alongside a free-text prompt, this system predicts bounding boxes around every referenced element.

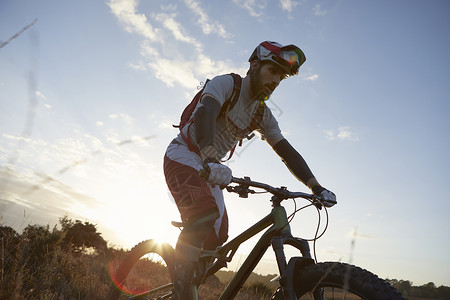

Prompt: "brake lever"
[312,195,324,210]
[225,183,255,198]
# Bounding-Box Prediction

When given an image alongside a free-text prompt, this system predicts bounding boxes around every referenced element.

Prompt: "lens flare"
[107,241,174,297]
[108,259,136,296]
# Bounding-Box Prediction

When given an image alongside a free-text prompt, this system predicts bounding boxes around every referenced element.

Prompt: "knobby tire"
[107,239,175,300]
[272,262,406,300]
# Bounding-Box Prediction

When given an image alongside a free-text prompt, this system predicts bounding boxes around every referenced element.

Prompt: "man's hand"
[312,186,337,208]
[200,160,232,186]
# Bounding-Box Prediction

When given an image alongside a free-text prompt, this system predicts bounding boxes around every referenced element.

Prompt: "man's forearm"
[193,96,220,149]
[272,139,318,187]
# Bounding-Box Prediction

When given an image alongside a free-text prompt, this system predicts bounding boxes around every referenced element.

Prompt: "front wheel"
[107,239,175,300]
[272,262,406,300]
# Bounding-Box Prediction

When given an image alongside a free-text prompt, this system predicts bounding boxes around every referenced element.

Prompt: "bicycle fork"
[270,201,318,300]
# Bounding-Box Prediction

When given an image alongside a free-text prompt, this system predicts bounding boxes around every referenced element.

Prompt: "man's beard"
[249,66,267,101]
[250,66,272,101]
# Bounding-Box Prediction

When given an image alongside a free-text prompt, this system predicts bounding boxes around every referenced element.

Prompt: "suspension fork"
[271,233,312,299]
[270,203,315,300]
[270,199,313,270]
[272,233,314,269]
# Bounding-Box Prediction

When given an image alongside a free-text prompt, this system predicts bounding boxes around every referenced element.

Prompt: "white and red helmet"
[249,41,306,76]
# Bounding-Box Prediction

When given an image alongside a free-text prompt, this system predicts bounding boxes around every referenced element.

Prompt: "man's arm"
[271,138,319,189]
[193,95,221,159]
[193,95,232,186]
[272,138,337,207]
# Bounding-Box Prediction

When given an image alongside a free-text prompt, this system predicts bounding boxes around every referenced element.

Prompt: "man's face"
[251,61,286,101]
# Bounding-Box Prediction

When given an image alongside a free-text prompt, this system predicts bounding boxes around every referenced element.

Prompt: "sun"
[90,176,180,250]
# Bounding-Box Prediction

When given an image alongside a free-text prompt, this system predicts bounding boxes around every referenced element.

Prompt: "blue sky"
[1,0,449,287]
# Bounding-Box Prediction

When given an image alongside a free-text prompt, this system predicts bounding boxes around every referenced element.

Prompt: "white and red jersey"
[175,74,284,160]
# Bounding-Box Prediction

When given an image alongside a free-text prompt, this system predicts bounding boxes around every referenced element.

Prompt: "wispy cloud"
[108,0,241,90]
[109,113,134,124]
[184,0,231,38]
[324,127,359,141]
[0,129,158,199]
[3,133,32,143]
[0,166,106,229]
[313,4,327,16]
[305,74,319,81]
[280,0,298,13]
[232,0,266,17]
[128,62,146,71]
[108,0,159,41]
[142,44,198,88]
[154,13,202,50]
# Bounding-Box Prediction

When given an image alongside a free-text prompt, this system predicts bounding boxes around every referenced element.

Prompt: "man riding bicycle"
[163,41,337,299]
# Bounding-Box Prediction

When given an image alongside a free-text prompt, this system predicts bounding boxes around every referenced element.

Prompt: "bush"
[241,281,274,297]
[0,217,111,299]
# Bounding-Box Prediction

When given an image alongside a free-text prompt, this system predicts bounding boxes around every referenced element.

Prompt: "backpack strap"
[219,73,242,117]
[180,73,242,157]
[177,80,210,156]
[248,101,266,131]
[221,100,265,163]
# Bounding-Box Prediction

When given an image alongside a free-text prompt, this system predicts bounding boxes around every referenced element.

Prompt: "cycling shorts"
[164,140,228,249]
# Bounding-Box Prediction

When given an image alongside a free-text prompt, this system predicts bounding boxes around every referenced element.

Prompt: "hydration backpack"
[174,73,242,132]
[173,73,265,160]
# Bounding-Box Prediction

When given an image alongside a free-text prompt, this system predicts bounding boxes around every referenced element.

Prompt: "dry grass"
[0,223,275,299]
[4,220,439,299]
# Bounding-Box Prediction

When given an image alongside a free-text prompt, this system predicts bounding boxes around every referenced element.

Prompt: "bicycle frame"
[118,177,324,300]
[195,197,314,300]
[113,176,404,300]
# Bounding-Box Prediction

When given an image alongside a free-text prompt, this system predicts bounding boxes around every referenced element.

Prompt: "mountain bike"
[107,176,406,299]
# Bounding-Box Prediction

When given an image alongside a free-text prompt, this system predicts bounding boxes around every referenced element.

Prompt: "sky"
[1,0,449,287]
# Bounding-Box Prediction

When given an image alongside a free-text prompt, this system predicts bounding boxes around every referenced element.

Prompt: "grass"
[0,221,276,299]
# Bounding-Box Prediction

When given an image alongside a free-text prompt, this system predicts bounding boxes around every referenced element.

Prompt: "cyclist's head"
[248,41,306,78]
[247,41,306,101]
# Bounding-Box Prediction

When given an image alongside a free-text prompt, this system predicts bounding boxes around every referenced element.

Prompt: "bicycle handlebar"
[228,176,320,203]
[200,167,323,206]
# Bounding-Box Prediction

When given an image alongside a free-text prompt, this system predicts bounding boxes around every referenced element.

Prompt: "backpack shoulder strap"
[219,73,242,116]
[176,73,242,160]
[248,101,266,131]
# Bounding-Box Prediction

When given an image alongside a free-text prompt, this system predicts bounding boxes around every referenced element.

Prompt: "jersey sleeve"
[259,107,285,146]
[200,74,234,107]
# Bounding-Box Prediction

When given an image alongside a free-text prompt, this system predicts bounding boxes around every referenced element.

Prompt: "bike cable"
[286,199,330,263]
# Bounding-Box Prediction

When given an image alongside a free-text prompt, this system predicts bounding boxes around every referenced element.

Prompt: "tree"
[414,282,438,298]
[397,280,411,296]
[0,225,19,239]
[60,218,107,254]
[59,214,75,231]
[21,224,62,261]
[437,285,450,299]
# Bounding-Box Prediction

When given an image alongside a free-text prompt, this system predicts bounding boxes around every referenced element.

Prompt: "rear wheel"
[107,240,175,300]
[272,262,406,300]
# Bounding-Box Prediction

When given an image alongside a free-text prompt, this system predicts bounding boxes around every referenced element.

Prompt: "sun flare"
[90,177,180,250]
